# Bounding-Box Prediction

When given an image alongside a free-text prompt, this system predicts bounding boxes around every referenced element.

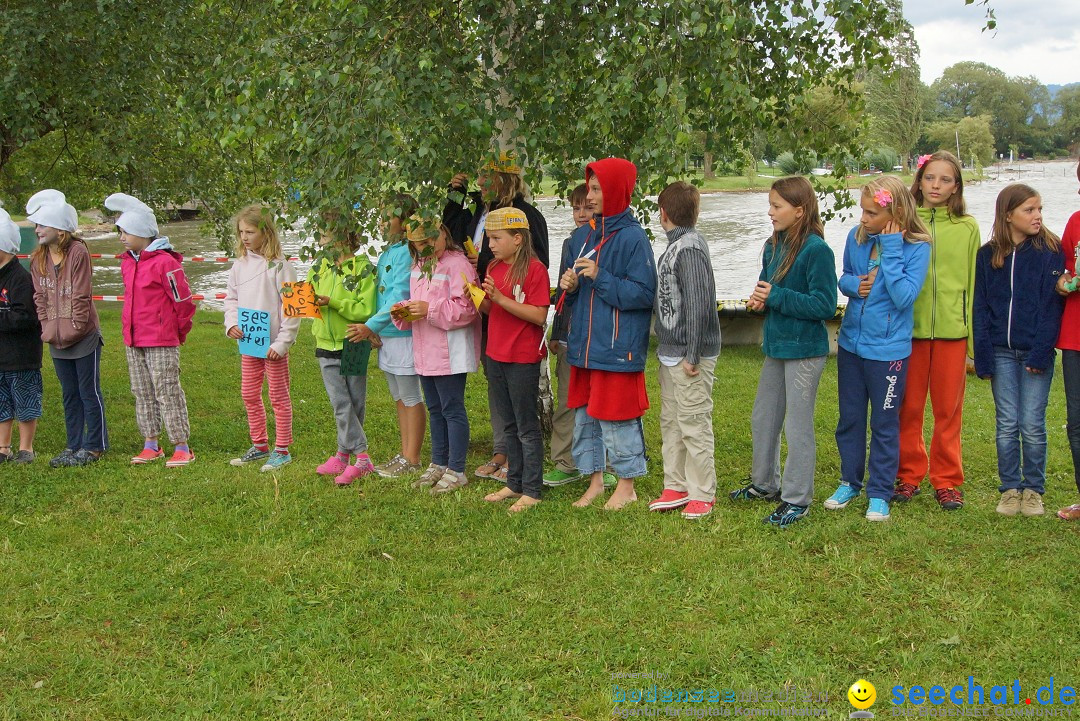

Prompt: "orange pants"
[897,339,968,489]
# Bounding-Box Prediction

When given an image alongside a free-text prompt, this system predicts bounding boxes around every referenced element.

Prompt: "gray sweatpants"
[319,356,368,454]
[750,355,827,507]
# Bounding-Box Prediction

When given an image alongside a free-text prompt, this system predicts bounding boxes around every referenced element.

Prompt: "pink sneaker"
[334,457,376,486]
[316,454,349,476]
[649,489,690,512]
[681,500,715,519]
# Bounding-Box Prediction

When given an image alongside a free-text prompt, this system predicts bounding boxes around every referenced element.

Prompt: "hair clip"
[916,154,933,169]
[873,189,893,208]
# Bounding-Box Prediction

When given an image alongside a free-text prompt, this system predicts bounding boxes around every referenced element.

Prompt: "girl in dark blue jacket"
[974,184,1064,517]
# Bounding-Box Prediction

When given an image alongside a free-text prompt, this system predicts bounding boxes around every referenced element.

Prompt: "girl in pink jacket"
[107,194,197,467]
[392,221,481,494]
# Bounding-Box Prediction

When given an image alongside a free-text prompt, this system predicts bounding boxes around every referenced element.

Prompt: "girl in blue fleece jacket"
[974,184,1064,517]
[826,176,931,522]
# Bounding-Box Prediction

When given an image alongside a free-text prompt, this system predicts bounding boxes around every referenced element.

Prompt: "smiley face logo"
[848,679,877,710]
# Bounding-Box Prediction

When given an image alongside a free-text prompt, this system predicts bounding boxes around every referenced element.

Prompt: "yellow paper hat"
[485,207,529,232]
[405,217,437,243]
[483,150,522,174]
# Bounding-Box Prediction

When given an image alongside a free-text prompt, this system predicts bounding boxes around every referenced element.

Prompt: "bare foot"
[604,480,638,511]
[509,496,541,513]
[572,481,606,508]
[484,487,522,503]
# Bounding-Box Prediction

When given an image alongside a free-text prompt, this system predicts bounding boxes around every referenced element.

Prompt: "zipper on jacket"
[929,209,937,338]
[1007,252,1016,349]
[962,290,967,326]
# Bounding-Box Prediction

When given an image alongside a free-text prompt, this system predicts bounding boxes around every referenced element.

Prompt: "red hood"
[586,158,636,217]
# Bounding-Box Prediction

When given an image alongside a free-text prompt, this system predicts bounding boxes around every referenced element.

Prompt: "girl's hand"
[1026,367,1044,375]
[267,348,282,361]
[857,274,876,298]
[346,323,372,342]
[407,300,429,318]
[481,277,503,304]
[573,257,598,280]
[227,325,244,339]
[751,281,772,306]
[314,295,331,307]
[883,220,902,236]
[746,297,764,312]
[450,173,468,190]
[1057,272,1073,297]
[467,254,478,268]
[681,360,699,377]
[559,268,579,292]
[369,335,383,349]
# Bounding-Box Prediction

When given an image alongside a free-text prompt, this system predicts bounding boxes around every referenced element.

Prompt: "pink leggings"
[240,355,293,448]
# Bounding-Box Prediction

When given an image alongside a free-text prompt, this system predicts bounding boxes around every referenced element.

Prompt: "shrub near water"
[1,307,1078,719]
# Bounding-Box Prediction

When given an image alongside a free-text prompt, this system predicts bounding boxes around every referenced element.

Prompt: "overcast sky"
[907,0,1080,86]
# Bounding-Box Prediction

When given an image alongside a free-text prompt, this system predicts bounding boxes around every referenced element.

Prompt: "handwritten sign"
[341,340,372,377]
[461,273,486,311]
[281,281,321,319]
[238,307,271,358]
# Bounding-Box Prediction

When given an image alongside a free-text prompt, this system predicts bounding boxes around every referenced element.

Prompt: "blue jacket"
[838,229,931,361]
[365,241,412,339]
[561,209,657,372]
[760,233,837,359]
[973,241,1064,376]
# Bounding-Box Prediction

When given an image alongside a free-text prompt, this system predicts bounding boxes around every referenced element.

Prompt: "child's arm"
[588,229,656,311]
[876,233,930,310]
[224,263,240,337]
[426,258,478,331]
[68,245,95,332]
[161,258,196,344]
[1027,252,1066,372]
[965,218,981,358]
[837,231,863,299]
[765,243,838,321]
[0,272,40,333]
[365,251,410,336]
[269,261,301,357]
[972,249,993,379]
[673,247,717,366]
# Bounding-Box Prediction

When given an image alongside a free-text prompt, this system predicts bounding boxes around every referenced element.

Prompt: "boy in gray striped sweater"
[648,182,721,519]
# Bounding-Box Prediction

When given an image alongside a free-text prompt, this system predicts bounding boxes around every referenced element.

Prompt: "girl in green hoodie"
[895,151,981,511]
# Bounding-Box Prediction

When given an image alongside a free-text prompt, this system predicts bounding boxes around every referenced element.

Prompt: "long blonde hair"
[767,176,824,283]
[497,228,536,287]
[31,230,84,276]
[488,172,526,210]
[856,176,931,245]
[233,204,283,260]
[987,184,1060,269]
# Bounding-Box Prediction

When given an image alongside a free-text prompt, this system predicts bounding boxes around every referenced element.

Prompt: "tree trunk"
[704,151,716,180]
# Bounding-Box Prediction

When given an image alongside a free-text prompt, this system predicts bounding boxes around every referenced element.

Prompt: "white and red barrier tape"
[91,293,228,302]
[16,254,303,262]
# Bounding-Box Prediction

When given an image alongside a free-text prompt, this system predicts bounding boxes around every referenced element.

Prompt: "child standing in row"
[827,176,931,521]
[648,182,721,520]
[348,195,426,478]
[224,205,300,472]
[394,220,481,494]
[974,184,1064,517]
[0,208,42,464]
[477,208,549,512]
[311,216,377,485]
[107,193,197,467]
[558,157,657,510]
[733,176,837,527]
[895,152,981,510]
[28,189,109,467]
[1055,161,1080,521]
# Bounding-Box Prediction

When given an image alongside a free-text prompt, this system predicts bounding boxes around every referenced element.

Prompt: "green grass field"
[2,306,1077,720]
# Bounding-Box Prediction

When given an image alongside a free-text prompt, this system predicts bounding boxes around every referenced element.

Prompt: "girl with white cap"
[0,207,43,464]
[105,193,197,467]
[27,189,109,467]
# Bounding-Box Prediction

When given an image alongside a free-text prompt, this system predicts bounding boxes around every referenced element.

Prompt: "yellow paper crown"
[485,207,529,232]
[404,216,437,243]
[482,150,522,174]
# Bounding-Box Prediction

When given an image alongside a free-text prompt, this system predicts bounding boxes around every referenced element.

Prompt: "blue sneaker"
[764,501,809,528]
[260,451,292,473]
[866,497,890,521]
[823,482,859,509]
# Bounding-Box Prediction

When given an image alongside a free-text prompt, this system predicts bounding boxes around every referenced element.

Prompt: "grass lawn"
[2,306,1078,720]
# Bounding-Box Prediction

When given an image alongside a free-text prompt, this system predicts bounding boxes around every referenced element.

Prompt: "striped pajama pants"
[126,346,190,443]
[240,355,293,449]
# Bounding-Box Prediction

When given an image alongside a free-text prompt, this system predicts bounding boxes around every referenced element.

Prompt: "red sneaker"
[166,449,196,467]
[131,447,164,465]
[649,489,690,512]
[681,500,715,519]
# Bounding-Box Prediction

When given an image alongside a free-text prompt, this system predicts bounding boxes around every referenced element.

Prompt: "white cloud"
[905,0,1080,85]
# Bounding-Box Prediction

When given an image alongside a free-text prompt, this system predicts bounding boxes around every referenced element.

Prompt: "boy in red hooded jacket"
[107,193,197,467]
[557,158,657,509]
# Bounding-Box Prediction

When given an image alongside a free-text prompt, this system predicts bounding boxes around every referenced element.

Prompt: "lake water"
[83,160,1079,308]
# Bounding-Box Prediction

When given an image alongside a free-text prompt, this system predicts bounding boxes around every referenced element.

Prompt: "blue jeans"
[990,346,1054,494]
[53,344,109,452]
[419,374,468,473]
[571,408,647,479]
[835,347,908,500]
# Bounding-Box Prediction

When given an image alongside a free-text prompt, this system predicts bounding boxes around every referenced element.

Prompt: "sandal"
[431,469,469,495]
[411,463,446,490]
[490,465,509,482]
[474,455,505,479]
[1057,503,1080,521]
